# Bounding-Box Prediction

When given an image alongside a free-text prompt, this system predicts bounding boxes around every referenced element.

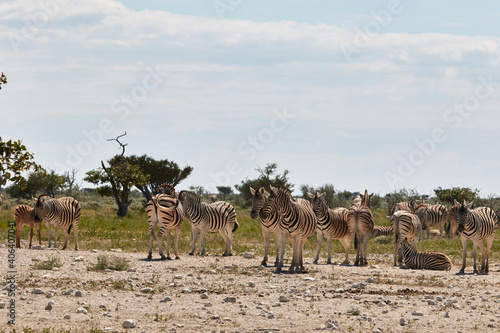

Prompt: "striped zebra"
[347,190,374,266]
[250,186,284,267]
[398,237,452,271]
[0,193,4,213]
[308,191,351,265]
[390,211,421,266]
[455,199,498,274]
[261,186,317,273]
[390,201,416,215]
[147,185,183,260]
[447,202,460,239]
[33,194,81,250]
[414,203,448,239]
[370,225,392,239]
[178,190,239,256]
[14,204,42,249]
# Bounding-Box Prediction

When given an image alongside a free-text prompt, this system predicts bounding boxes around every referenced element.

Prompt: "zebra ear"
[270,186,278,194]
[454,199,460,206]
[307,192,315,199]
[250,187,256,196]
[467,201,474,209]
[320,192,327,198]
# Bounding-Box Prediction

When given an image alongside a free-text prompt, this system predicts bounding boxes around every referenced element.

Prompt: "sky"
[2,0,500,197]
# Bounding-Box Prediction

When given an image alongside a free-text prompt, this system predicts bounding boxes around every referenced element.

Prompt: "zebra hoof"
[457,269,465,275]
[261,261,267,267]
[175,256,180,260]
[147,254,152,260]
[326,260,332,265]
[313,259,318,265]
[160,256,167,261]
[189,252,194,256]
[166,256,172,260]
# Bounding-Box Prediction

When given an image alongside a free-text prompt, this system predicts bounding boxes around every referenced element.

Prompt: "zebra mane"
[179,190,201,202]
[158,184,176,196]
[413,203,427,212]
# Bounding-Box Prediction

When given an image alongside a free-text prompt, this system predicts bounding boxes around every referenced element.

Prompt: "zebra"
[260,185,317,273]
[446,202,460,239]
[33,194,81,250]
[147,185,183,260]
[178,190,239,256]
[413,203,448,239]
[0,193,4,213]
[390,201,416,216]
[308,191,351,265]
[14,204,42,249]
[455,199,498,274]
[390,211,421,266]
[347,190,374,266]
[249,186,284,267]
[398,237,452,271]
[370,225,392,239]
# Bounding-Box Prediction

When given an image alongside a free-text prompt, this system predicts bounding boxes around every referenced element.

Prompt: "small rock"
[366,277,376,283]
[76,307,88,314]
[75,291,83,297]
[160,296,172,302]
[224,297,236,303]
[3,284,16,291]
[400,318,407,326]
[62,290,73,296]
[444,312,450,318]
[279,295,290,302]
[32,288,45,295]
[377,301,386,307]
[412,311,424,316]
[122,319,136,328]
[352,282,366,289]
[304,277,315,282]
[201,293,209,299]
[64,315,71,320]
[45,303,53,311]
[73,256,84,262]
[248,281,255,288]
[140,287,153,293]
[210,314,220,320]
[243,252,255,259]
[181,288,191,294]
[0,302,5,309]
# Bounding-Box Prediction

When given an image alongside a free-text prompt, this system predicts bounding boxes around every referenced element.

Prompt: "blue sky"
[2,0,500,197]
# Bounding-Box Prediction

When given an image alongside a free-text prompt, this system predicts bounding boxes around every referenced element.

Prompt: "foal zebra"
[179,190,239,256]
[398,237,452,271]
[390,201,415,215]
[147,185,183,260]
[370,225,392,239]
[261,186,317,273]
[455,199,498,274]
[390,211,421,266]
[33,194,81,250]
[414,203,448,239]
[14,204,42,248]
[447,202,460,239]
[347,190,374,266]
[308,191,351,265]
[250,186,283,267]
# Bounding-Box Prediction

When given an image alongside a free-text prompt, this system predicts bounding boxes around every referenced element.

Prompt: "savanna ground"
[1,195,500,333]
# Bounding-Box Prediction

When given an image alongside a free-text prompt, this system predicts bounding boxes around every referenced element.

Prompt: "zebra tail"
[232,220,239,233]
[354,232,358,250]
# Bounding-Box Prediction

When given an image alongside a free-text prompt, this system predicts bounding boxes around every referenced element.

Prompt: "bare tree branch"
[107,132,128,157]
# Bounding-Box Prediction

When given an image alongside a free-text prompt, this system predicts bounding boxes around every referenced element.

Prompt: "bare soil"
[1,246,499,333]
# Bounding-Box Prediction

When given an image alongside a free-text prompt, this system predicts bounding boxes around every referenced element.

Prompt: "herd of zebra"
[8,186,499,274]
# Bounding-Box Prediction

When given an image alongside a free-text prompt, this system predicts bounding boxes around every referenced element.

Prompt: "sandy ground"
[0,244,500,333]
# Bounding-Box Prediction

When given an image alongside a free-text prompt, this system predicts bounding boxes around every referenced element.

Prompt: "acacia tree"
[0,137,42,189]
[84,133,149,217]
[127,154,193,202]
[235,163,293,201]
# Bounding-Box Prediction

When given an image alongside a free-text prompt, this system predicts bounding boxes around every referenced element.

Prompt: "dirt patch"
[1,246,499,332]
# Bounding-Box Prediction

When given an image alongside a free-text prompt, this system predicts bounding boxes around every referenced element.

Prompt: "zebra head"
[455,199,473,233]
[33,194,51,223]
[413,204,428,230]
[250,187,269,219]
[361,189,374,208]
[260,185,290,219]
[308,191,327,216]
[178,190,200,209]
[158,184,177,197]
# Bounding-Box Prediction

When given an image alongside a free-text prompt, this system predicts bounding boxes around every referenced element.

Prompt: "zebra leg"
[477,240,489,274]
[29,222,34,249]
[459,237,468,274]
[313,230,323,265]
[173,227,181,260]
[299,236,308,273]
[220,229,231,256]
[37,223,42,246]
[166,229,173,260]
[354,233,360,266]
[200,227,207,256]
[326,237,332,265]
[73,223,79,251]
[273,231,281,267]
[339,236,351,265]
[189,227,198,255]
[158,230,167,260]
[54,225,59,249]
[62,226,70,250]
[261,228,270,266]
[148,225,155,259]
[483,237,494,274]
[471,242,478,274]
[276,232,286,272]
[362,235,369,266]
[394,237,398,266]
[45,222,52,248]
[288,236,298,272]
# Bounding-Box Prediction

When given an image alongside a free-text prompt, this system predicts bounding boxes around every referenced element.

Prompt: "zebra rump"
[398,238,452,271]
